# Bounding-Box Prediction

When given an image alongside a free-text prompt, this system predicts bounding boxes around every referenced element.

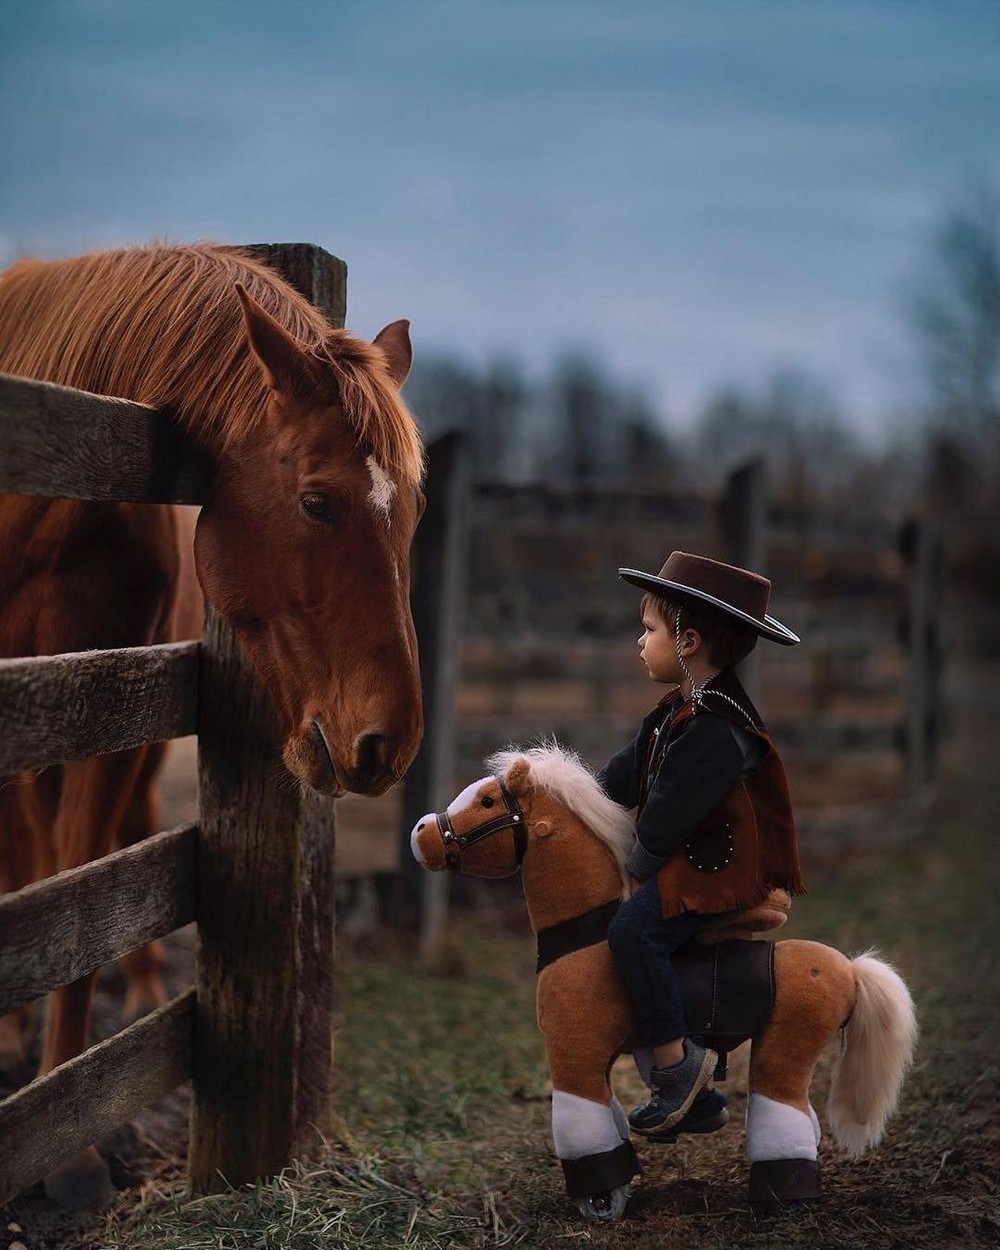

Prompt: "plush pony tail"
[827,951,917,1156]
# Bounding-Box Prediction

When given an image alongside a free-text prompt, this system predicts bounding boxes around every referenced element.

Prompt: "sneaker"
[628,1039,718,1135]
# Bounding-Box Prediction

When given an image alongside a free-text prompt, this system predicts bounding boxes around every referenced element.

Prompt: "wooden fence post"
[400,430,473,957]
[189,244,345,1192]
[899,518,944,797]
[720,459,768,702]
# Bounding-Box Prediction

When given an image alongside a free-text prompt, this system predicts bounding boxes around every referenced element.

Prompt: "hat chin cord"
[674,610,758,727]
[675,610,717,713]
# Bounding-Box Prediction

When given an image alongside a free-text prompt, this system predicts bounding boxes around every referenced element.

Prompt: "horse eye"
[481,795,495,808]
[300,493,339,523]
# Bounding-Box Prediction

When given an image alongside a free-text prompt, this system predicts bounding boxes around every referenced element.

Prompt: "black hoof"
[748,1158,821,1214]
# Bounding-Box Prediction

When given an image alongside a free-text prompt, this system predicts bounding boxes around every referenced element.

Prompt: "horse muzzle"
[410,812,448,872]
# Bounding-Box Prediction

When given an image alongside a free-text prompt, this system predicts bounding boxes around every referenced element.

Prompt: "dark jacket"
[596,668,805,918]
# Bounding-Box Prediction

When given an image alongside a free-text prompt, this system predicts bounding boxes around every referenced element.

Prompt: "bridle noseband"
[434,781,527,872]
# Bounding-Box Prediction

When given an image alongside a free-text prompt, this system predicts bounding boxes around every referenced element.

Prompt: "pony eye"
[300,493,339,523]
[481,795,495,808]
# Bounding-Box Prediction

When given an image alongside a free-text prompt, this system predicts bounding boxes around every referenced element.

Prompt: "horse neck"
[520,790,625,933]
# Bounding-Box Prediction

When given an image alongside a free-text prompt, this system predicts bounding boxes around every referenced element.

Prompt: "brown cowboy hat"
[618,551,800,646]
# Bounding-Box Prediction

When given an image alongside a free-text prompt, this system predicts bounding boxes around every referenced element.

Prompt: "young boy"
[598,551,805,1135]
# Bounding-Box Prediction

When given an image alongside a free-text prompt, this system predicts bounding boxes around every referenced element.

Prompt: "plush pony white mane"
[486,740,635,897]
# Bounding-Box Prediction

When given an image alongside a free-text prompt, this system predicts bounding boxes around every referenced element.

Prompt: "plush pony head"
[409,739,634,893]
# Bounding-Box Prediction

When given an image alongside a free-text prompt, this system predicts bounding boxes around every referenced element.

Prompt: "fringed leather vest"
[638,675,806,919]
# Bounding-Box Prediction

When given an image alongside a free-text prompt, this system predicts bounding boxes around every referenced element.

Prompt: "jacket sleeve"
[625,712,746,882]
[596,700,668,810]
[594,724,644,810]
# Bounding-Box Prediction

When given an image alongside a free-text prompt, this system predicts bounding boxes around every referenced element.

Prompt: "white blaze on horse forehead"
[448,776,491,815]
[365,455,397,522]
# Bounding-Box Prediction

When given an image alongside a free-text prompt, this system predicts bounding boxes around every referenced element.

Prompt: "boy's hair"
[642,592,758,670]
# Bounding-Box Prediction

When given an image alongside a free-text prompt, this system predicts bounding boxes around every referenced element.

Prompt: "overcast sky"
[2,0,998,435]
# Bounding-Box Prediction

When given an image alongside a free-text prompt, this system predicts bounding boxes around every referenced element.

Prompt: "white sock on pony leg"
[745,1093,819,1162]
[552,1090,624,1160]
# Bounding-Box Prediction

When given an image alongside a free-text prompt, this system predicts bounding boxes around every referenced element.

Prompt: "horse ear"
[235,282,315,395]
[505,756,532,797]
[373,319,412,388]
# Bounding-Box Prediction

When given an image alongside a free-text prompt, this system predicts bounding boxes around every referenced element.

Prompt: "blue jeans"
[607,878,705,1049]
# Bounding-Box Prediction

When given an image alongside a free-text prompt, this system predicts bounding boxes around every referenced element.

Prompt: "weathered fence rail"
[0,372,210,503]
[0,242,346,1204]
[0,991,194,1203]
[0,642,199,774]
[0,824,197,1016]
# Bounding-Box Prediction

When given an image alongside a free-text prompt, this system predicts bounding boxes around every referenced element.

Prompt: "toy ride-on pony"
[410,743,917,1222]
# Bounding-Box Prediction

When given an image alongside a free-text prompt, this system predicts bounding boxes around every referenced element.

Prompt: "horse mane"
[0,243,424,483]
[486,740,634,895]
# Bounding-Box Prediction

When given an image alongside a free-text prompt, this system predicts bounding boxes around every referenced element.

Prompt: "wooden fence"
[456,470,942,819]
[0,243,346,1203]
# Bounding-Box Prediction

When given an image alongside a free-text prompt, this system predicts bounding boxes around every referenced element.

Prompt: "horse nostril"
[356,732,390,780]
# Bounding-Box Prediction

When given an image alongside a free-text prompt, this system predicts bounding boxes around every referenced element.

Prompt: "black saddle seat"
[675,938,775,1053]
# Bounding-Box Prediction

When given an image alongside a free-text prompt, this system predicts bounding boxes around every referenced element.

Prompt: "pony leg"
[549,1074,641,1213]
[116,744,170,1018]
[746,940,856,1211]
[40,749,147,1209]
[538,954,640,1210]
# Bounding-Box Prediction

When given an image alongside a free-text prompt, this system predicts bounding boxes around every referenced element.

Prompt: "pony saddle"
[675,936,775,1068]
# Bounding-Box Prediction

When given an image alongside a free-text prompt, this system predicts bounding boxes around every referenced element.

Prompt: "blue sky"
[2,0,998,435]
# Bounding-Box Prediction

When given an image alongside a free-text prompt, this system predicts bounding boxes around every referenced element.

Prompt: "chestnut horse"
[411,744,917,1221]
[0,244,425,1199]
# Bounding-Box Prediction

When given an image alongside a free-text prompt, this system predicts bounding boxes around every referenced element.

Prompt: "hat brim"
[618,568,800,646]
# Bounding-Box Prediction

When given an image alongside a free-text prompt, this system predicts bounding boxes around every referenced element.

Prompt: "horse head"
[194,285,425,797]
[410,744,634,905]
[409,757,536,878]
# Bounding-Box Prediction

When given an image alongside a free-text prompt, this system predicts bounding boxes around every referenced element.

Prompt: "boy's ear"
[505,757,532,797]
[530,818,553,838]
[680,627,704,656]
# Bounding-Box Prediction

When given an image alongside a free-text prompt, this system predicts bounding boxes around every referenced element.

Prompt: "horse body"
[0,243,426,1202]
[411,743,917,1219]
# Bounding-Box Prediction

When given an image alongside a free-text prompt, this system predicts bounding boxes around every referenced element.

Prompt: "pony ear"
[235,282,315,395]
[372,319,412,388]
[505,756,532,797]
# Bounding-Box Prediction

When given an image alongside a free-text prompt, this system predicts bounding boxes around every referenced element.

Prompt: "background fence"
[328,463,942,923]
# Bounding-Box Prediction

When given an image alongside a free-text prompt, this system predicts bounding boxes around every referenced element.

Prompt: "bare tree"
[695,370,863,509]
[905,185,1000,523]
[909,184,1000,429]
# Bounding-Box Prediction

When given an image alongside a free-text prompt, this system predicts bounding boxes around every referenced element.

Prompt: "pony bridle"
[434,781,528,872]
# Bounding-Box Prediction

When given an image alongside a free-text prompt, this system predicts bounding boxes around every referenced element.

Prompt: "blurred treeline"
[405,187,1000,604]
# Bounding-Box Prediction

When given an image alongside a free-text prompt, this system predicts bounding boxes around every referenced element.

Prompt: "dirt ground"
[1,660,997,1248]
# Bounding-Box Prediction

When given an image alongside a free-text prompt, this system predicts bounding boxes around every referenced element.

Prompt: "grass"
[91,786,1000,1250]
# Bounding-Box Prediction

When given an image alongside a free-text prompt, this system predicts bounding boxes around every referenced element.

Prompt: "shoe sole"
[635,1104,729,1143]
[636,1048,719,1136]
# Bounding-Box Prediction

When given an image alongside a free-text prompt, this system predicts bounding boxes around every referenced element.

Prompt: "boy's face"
[638,604,682,684]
